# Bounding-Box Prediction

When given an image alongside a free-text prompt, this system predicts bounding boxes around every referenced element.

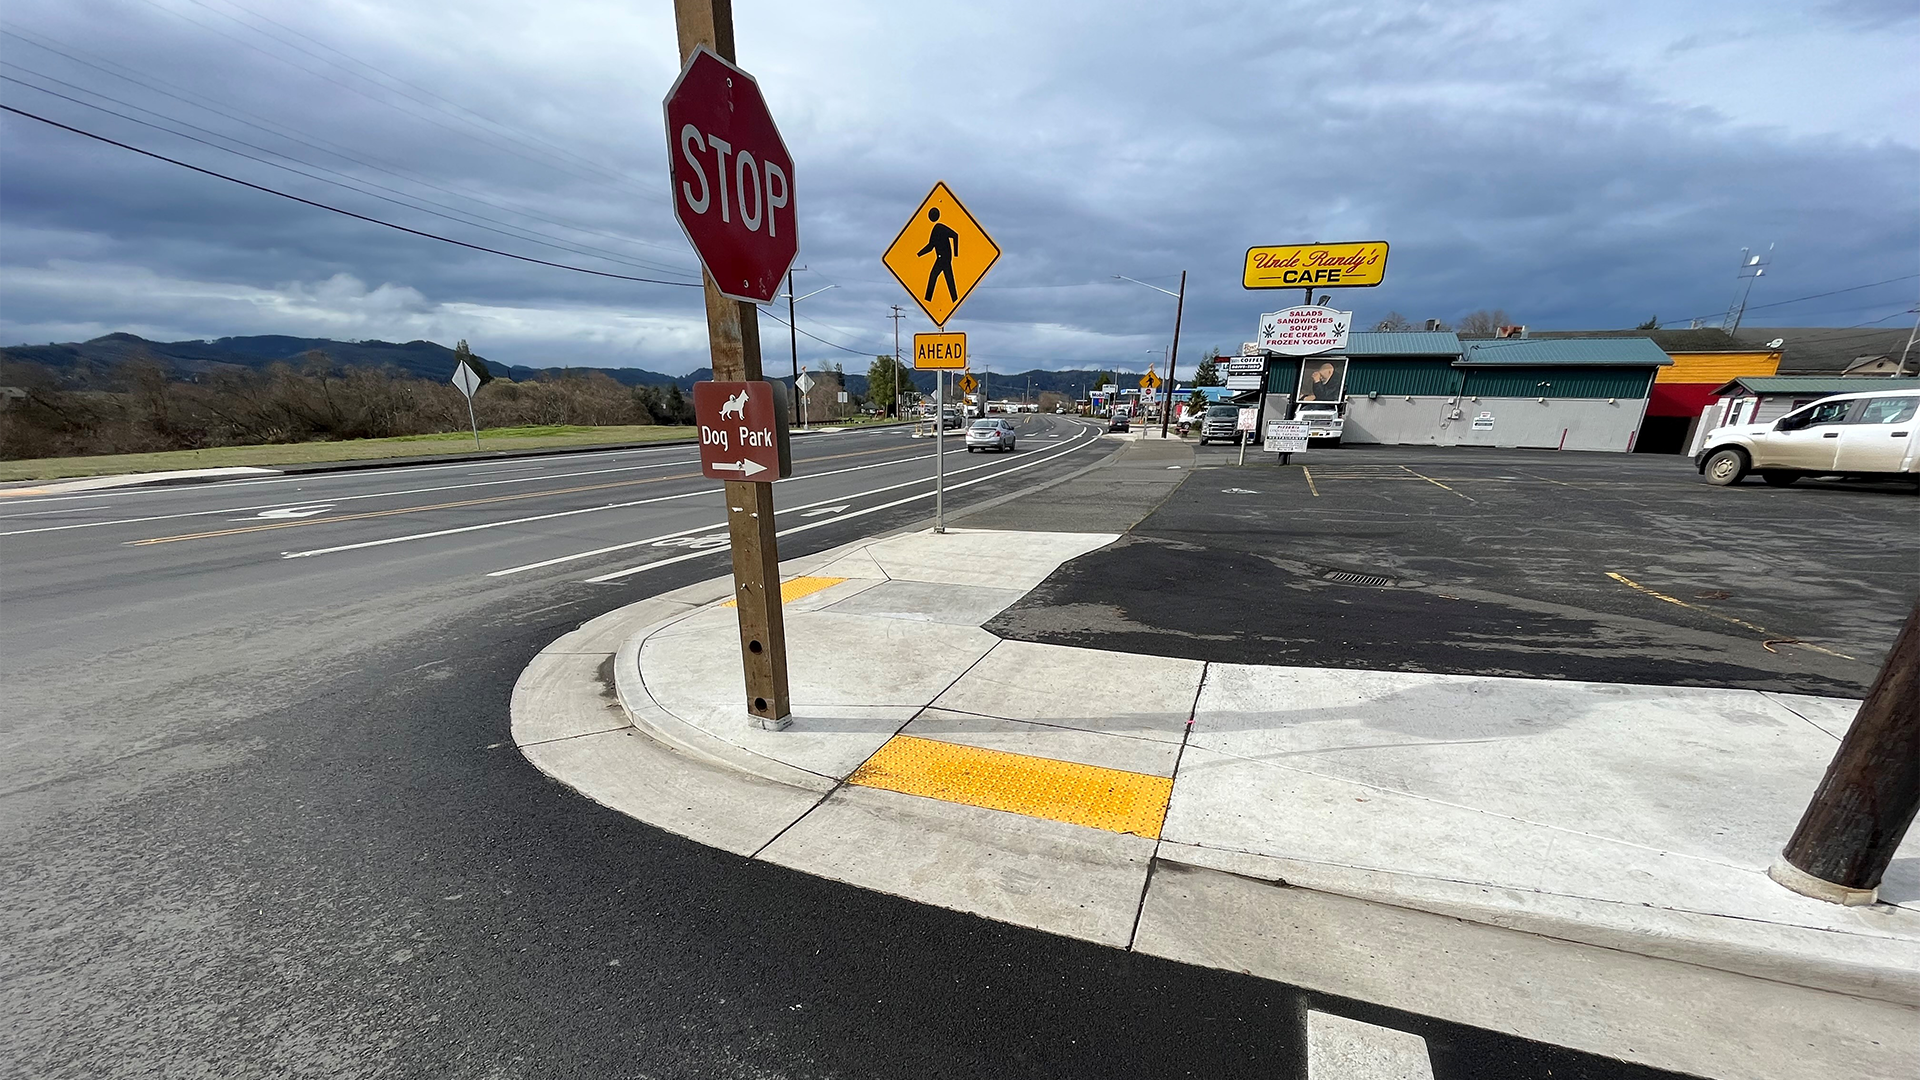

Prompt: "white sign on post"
[1225,354,1265,391]
[1258,307,1352,356]
[450,361,482,449]
[1237,406,1258,432]
[1264,419,1311,452]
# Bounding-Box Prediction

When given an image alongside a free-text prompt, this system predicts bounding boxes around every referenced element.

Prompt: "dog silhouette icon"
[719,389,749,421]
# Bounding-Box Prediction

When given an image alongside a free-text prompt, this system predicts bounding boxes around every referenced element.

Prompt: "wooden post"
[675,0,791,727]
[1771,600,1919,904]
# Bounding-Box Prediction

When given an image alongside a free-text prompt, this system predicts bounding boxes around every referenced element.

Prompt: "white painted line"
[581,423,1104,583]
[0,455,701,537]
[279,489,717,559]
[1306,1011,1433,1080]
[485,448,977,577]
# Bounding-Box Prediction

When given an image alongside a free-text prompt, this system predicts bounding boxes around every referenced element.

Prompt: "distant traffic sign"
[913,332,967,369]
[693,381,792,482]
[883,182,1000,326]
[795,371,815,393]
[450,360,481,398]
[1139,369,1163,390]
[957,372,979,394]
[664,47,797,303]
[1243,241,1388,290]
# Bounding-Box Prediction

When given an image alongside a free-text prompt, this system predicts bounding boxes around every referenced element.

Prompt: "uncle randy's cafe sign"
[1243,241,1388,289]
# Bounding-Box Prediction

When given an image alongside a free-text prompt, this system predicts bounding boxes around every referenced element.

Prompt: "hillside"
[1,333,1135,400]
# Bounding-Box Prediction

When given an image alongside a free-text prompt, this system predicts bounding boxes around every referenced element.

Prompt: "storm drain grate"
[1323,570,1394,587]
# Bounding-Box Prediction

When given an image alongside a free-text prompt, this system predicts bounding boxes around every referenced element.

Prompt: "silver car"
[965,418,1016,452]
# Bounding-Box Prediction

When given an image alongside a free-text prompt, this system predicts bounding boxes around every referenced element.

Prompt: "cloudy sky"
[2,0,1915,375]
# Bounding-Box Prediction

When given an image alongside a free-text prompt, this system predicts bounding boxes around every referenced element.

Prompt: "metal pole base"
[1768,857,1878,906]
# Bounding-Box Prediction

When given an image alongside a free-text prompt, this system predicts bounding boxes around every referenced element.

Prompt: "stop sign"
[663,46,798,304]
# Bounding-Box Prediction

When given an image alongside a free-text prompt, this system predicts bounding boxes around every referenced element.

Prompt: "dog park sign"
[693,381,791,482]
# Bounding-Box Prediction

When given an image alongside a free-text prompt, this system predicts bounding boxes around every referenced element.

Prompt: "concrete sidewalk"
[513,526,1917,1080]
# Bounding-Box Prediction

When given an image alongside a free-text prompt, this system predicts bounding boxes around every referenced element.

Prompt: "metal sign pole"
[935,369,945,533]
[674,0,791,728]
[466,394,480,451]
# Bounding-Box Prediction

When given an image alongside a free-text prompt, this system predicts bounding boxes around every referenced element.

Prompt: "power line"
[1662,273,1919,328]
[2,71,699,278]
[0,104,702,289]
[0,24,699,262]
[122,0,667,206]
[756,305,879,356]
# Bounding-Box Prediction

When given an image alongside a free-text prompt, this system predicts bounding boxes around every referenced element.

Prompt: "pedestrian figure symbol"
[881,181,1001,327]
[919,208,960,303]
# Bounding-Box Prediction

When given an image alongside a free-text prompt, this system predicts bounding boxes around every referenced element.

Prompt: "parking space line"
[1302,465,1320,497]
[1398,464,1474,501]
[1605,571,1858,661]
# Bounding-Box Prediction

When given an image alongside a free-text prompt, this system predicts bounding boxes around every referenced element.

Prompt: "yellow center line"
[1301,465,1320,497]
[123,442,920,547]
[1605,571,1858,661]
[1398,464,1474,500]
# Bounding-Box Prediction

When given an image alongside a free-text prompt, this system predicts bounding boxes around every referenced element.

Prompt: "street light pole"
[1114,272,1188,438]
[787,266,802,421]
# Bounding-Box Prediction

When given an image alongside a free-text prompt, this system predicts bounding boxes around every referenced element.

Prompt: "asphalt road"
[991,444,1919,696]
[3,421,1685,1079]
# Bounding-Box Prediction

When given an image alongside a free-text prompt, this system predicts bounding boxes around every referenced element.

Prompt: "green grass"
[0,425,696,482]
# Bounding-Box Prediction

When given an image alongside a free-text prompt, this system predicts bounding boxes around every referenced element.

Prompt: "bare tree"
[1456,309,1511,336]
[1371,311,1414,332]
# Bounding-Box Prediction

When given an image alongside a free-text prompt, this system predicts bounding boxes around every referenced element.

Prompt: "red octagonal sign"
[664,47,797,304]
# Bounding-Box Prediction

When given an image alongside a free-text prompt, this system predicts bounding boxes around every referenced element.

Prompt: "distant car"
[966,418,1017,452]
[940,408,964,430]
[1198,403,1241,444]
[1107,413,1131,432]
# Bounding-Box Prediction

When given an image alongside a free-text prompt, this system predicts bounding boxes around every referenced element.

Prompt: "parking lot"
[989,444,1918,696]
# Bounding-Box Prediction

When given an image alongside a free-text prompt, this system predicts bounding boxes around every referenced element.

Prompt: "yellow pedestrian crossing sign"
[957,372,979,394]
[1139,368,1162,390]
[882,182,1000,327]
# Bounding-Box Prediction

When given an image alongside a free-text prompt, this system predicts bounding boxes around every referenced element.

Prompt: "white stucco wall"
[1343,395,1650,452]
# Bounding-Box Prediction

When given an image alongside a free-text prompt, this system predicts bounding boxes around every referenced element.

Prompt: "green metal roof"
[1709,375,1918,396]
[1340,331,1461,356]
[1458,337,1672,366]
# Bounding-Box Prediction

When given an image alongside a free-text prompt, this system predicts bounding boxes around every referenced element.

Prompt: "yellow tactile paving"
[848,734,1173,838]
[721,575,846,608]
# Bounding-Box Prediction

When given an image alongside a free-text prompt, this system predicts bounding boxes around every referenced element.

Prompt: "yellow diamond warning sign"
[913,332,966,370]
[957,372,979,395]
[1139,368,1162,390]
[883,182,1000,326]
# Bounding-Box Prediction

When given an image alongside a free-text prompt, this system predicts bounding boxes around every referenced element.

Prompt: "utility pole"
[1895,308,1919,377]
[670,0,789,727]
[1770,600,1919,905]
[786,266,804,422]
[1162,271,1187,439]
[889,305,906,418]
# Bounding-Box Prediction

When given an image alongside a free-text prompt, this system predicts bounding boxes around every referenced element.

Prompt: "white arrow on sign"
[711,459,768,478]
[801,504,848,517]
[254,504,334,519]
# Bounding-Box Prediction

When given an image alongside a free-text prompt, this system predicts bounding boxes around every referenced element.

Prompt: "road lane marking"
[128,472,704,545]
[580,423,1105,583]
[2,457,698,537]
[848,735,1172,838]
[1605,571,1858,661]
[280,490,720,560]
[250,505,334,519]
[289,446,971,565]
[1397,464,1474,500]
[124,443,941,547]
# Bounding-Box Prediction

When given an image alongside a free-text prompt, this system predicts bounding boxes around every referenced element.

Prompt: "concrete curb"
[510,575,1917,1080]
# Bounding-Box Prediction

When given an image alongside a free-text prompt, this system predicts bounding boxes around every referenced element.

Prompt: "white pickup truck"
[1294,401,1345,445]
[1695,386,1919,488]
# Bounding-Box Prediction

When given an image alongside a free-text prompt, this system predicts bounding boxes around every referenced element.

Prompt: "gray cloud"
[2,0,1914,375]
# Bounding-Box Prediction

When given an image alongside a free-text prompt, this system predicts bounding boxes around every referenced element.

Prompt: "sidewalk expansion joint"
[1128,660,1211,951]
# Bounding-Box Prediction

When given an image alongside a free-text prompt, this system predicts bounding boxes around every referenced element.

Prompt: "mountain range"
[0,333,1139,399]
